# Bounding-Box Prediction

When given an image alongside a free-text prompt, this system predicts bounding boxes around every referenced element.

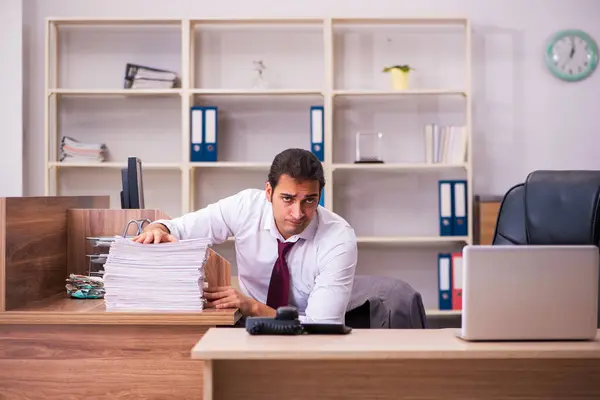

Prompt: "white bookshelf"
[43,16,472,315]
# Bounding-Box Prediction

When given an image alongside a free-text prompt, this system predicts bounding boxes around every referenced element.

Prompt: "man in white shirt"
[133,148,357,324]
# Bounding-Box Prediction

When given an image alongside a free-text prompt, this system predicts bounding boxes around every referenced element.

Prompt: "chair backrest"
[491,170,600,326]
[492,183,526,245]
[493,170,600,245]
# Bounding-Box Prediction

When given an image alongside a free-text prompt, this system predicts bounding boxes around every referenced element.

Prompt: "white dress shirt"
[154,188,357,323]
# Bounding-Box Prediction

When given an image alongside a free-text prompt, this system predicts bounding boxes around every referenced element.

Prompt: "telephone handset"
[245,306,304,335]
[245,306,352,335]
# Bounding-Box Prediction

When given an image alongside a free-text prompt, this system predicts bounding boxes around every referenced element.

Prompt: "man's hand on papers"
[204,286,258,315]
[132,224,177,244]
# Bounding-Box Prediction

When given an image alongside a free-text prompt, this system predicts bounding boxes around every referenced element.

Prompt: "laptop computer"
[458,245,599,341]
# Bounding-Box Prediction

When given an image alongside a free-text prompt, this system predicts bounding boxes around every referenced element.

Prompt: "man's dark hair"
[268,148,325,193]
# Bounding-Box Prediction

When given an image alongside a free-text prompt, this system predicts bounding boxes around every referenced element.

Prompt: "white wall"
[18,0,600,309]
[0,0,23,196]
[19,0,600,198]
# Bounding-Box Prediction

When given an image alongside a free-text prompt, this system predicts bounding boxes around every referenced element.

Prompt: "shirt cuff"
[151,220,178,239]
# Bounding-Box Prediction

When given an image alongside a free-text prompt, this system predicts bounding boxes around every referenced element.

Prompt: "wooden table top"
[191,328,600,360]
[0,293,241,325]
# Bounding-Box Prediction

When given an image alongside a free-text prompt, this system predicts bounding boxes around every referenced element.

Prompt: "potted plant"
[383,65,415,90]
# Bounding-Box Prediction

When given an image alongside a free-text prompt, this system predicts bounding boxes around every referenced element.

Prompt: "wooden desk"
[192,328,600,400]
[0,196,240,399]
[0,299,239,399]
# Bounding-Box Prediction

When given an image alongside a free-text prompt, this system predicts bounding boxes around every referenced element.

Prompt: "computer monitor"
[120,157,145,209]
[120,168,129,209]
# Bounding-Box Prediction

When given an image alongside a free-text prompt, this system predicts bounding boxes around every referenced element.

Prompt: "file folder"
[438,253,452,310]
[452,180,468,236]
[190,106,218,162]
[310,106,324,162]
[438,180,453,236]
[451,252,463,310]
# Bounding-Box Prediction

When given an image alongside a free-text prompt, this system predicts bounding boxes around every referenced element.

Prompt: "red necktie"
[266,239,296,309]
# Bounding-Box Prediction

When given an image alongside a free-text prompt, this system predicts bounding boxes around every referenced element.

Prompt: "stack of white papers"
[102,236,212,312]
[60,136,107,163]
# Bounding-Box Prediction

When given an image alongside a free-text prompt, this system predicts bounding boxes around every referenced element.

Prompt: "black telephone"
[245,306,352,335]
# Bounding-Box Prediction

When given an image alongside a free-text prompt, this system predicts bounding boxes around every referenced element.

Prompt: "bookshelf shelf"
[44,16,472,315]
[333,89,467,97]
[190,89,324,96]
[48,89,183,96]
[190,18,324,25]
[331,17,469,25]
[190,162,271,169]
[426,309,462,316]
[48,17,183,26]
[48,161,182,169]
[332,163,467,171]
[356,236,469,244]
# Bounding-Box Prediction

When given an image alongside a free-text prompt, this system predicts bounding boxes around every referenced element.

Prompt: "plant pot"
[390,69,409,90]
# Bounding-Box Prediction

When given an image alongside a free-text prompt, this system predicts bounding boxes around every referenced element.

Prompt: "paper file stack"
[102,236,211,312]
[124,63,180,89]
[60,136,107,163]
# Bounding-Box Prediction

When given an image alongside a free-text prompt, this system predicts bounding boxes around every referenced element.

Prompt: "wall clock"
[545,29,598,82]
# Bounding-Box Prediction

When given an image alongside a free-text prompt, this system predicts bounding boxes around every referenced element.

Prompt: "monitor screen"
[128,157,144,209]
[120,168,130,209]
[121,157,145,209]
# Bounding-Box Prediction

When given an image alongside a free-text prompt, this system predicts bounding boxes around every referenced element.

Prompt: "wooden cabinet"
[474,195,503,245]
[0,196,239,399]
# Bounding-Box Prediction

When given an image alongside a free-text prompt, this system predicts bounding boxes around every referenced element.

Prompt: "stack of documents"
[60,136,107,163]
[102,236,211,312]
[124,63,180,89]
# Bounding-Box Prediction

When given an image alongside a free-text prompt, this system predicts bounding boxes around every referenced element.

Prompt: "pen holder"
[354,131,384,163]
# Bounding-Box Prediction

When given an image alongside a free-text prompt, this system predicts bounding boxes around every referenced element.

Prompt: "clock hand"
[570,36,575,58]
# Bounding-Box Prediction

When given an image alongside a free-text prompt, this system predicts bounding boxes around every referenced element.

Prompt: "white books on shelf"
[424,124,468,165]
[102,236,212,312]
[60,136,107,163]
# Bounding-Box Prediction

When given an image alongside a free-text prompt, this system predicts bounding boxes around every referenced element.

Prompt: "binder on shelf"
[438,253,452,310]
[438,180,453,236]
[124,63,180,89]
[310,105,324,162]
[438,179,469,236]
[319,189,324,207]
[451,252,463,310]
[190,106,218,162]
[452,180,468,236]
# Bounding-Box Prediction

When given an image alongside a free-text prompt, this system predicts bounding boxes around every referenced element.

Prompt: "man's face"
[265,174,320,239]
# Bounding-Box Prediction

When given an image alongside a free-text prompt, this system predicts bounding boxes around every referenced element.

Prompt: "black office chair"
[491,170,600,327]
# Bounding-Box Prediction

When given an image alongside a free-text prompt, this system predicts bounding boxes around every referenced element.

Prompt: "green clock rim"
[545,29,598,82]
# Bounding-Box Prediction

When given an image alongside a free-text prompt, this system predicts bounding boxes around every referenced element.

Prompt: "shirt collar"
[263,204,319,242]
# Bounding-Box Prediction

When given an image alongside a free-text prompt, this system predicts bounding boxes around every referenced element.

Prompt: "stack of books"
[423,124,468,165]
[102,236,211,312]
[124,63,180,89]
[60,136,107,163]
